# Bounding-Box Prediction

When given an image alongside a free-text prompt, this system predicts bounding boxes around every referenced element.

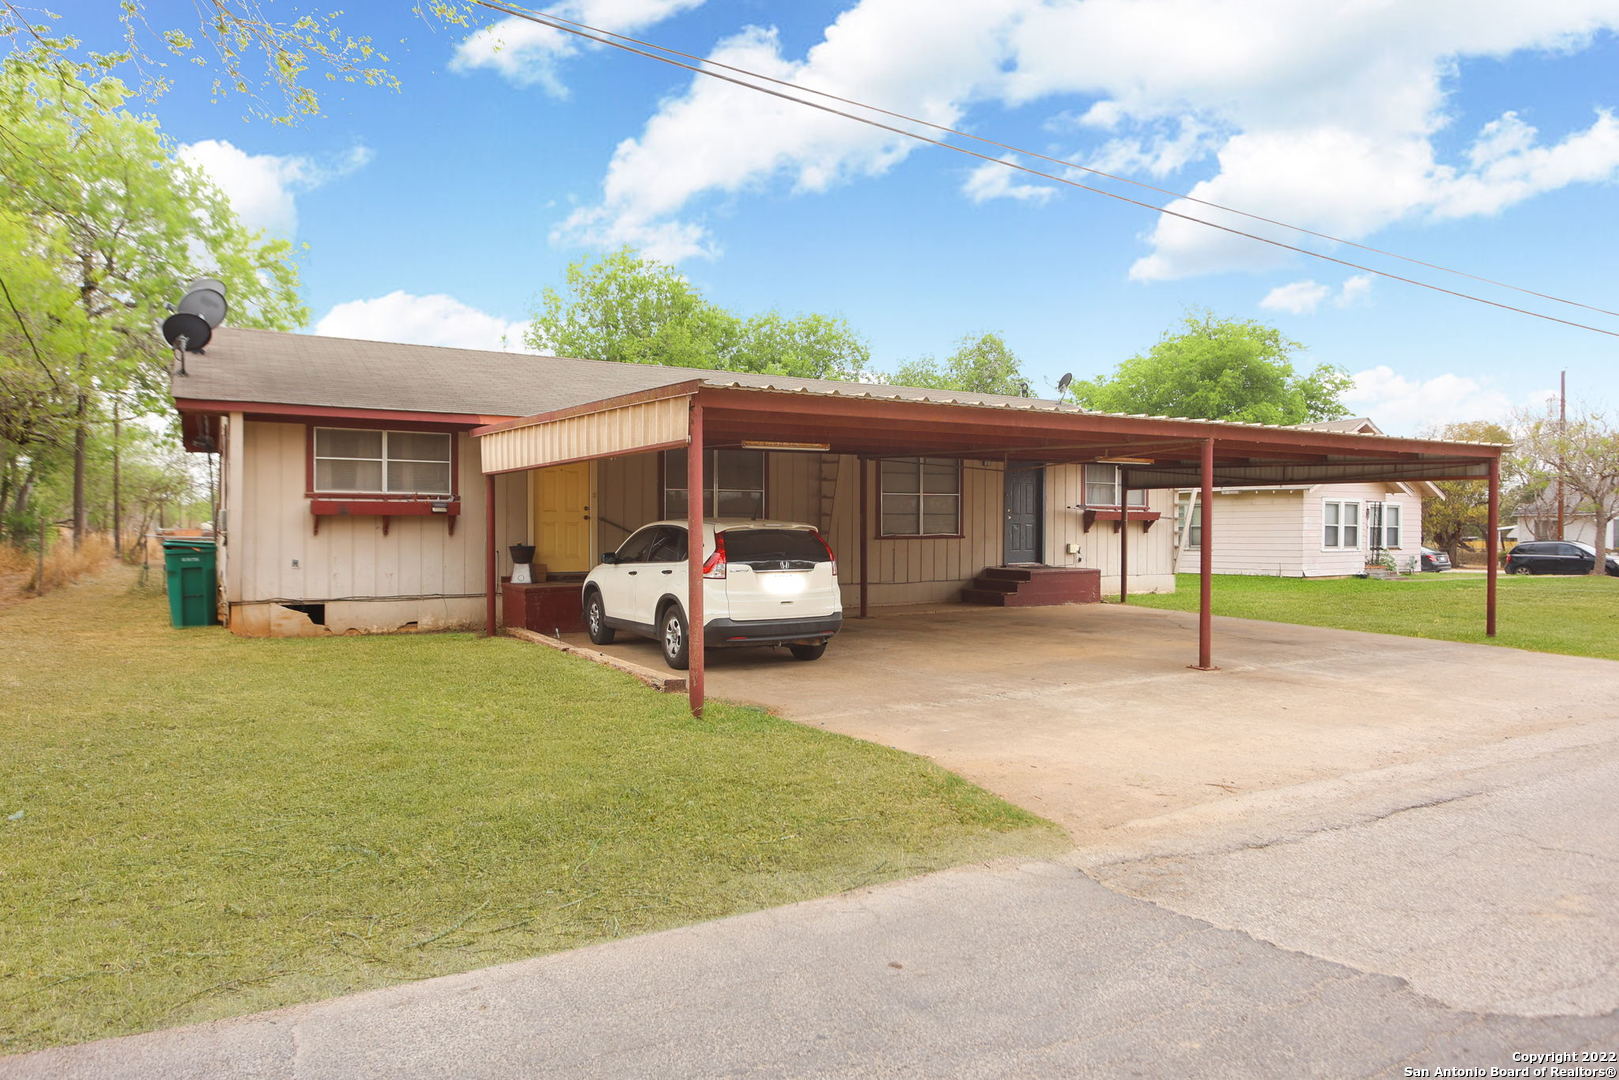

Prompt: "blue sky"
[98,2,1619,433]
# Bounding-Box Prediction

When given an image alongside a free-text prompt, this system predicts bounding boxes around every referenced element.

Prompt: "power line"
[496,2,1619,325]
[470,0,1619,341]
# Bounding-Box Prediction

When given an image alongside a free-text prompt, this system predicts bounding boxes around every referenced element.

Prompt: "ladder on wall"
[817,455,840,533]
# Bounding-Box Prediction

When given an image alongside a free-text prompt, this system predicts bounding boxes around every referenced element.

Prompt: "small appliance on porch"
[509,543,539,585]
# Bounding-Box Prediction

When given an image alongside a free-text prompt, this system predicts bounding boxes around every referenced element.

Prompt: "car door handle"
[627,570,638,576]
[661,569,673,575]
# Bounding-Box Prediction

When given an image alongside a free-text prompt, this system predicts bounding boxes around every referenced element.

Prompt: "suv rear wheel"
[1511,564,1534,575]
[661,603,690,670]
[788,642,827,662]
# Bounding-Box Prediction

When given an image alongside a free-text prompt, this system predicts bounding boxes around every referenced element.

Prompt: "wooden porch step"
[961,566,1103,607]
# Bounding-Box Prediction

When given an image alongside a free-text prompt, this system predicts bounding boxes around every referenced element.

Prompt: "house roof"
[171,327,1069,420]
[1295,417,1381,434]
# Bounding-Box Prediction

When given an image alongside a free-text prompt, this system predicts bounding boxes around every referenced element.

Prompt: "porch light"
[740,440,831,452]
[1096,457,1155,465]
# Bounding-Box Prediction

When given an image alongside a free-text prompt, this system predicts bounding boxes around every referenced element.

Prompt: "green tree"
[1067,311,1350,424]
[1421,420,1512,566]
[526,248,869,380]
[1512,405,1619,574]
[0,54,305,544]
[892,333,1027,395]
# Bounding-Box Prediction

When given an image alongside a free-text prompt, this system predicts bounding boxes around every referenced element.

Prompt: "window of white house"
[880,457,962,537]
[1377,504,1402,548]
[313,428,452,494]
[1175,499,1203,547]
[1323,499,1361,549]
[663,449,766,519]
[1083,463,1148,507]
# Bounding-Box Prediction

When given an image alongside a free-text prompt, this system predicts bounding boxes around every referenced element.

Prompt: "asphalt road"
[6,715,1617,1079]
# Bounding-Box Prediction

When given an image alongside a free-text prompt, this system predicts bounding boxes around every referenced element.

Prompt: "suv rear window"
[723,528,829,568]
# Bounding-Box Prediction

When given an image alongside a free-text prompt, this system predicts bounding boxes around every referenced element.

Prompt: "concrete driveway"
[580,602,1618,839]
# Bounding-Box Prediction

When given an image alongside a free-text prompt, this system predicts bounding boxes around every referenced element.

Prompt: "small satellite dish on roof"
[162,279,227,376]
[1057,372,1073,393]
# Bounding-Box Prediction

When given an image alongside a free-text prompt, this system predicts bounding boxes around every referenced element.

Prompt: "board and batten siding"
[1042,464,1176,595]
[594,453,1176,605]
[223,420,526,636]
[1179,482,1426,577]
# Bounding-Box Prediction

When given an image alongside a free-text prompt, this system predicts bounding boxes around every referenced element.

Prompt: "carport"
[473,379,1505,715]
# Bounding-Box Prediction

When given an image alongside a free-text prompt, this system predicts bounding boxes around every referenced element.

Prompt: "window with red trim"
[312,427,453,495]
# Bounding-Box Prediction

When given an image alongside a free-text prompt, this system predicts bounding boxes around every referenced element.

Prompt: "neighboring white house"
[1172,418,1438,576]
[1514,498,1619,549]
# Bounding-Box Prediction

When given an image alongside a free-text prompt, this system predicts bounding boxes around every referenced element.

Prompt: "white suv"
[581,519,843,670]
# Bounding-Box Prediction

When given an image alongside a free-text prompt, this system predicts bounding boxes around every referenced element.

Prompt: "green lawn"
[1132,571,1619,661]
[0,569,1062,1054]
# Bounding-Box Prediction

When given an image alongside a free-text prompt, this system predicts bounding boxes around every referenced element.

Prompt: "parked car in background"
[1419,547,1452,572]
[582,519,843,669]
[1503,540,1619,577]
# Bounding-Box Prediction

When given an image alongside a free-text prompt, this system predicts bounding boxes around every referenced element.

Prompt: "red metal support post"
[687,400,706,716]
[1193,439,1216,670]
[858,455,869,619]
[1118,471,1129,604]
[1486,454,1500,637]
[484,473,497,637]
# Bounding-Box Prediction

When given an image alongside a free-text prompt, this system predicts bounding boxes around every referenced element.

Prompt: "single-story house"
[171,328,1505,713]
[1514,498,1619,550]
[1172,418,1439,576]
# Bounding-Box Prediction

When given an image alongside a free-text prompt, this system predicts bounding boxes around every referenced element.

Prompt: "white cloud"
[553,0,1619,273]
[314,292,532,353]
[1338,273,1374,306]
[178,140,372,236]
[1260,273,1374,314]
[451,0,705,96]
[1259,279,1332,315]
[554,0,1029,258]
[963,154,1056,204]
[1344,365,1521,434]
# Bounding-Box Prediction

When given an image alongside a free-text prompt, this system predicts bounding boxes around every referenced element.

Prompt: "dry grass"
[0,533,113,601]
[0,543,29,575]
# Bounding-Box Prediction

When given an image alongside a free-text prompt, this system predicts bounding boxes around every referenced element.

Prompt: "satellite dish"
[163,312,212,352]
[177,287,227,327]
[1057,372,1073,393]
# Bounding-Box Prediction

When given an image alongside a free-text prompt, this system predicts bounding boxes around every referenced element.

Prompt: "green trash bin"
[162,537,219,628]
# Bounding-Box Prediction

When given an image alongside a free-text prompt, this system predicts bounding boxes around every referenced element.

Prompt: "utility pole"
[1555,370,1566,541]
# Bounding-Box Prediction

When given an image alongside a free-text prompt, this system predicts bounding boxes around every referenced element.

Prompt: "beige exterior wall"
[596,452,1176,605]
[220,419,526,636]
[1043,464,1176,596]
[1179,482,1426,577]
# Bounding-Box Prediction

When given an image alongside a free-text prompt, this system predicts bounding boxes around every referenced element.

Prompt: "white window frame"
[312,427,453,496]
[1083,464,1147,508]
[1380,503,1402,549]
[879,457,963,538]
[1322,498,1361,550]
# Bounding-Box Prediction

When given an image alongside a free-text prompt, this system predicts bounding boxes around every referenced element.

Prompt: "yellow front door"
[531,462,591,574]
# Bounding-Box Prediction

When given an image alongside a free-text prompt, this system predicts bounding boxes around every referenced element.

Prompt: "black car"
[1503,540,1619,576]
[1419,547,1452,572]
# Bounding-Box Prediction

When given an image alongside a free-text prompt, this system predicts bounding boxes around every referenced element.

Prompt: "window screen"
[664,449,766,519]
[313,428,452,494]
[880,458,961,537]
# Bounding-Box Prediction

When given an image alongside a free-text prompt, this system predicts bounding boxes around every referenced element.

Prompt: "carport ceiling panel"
[478,394,691,474]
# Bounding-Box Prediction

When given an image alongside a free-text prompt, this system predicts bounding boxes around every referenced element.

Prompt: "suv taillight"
[815,531,837,577]
[703,533,728,579]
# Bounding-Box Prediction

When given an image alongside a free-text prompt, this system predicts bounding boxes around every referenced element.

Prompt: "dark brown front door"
[1004,467,1043,564]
